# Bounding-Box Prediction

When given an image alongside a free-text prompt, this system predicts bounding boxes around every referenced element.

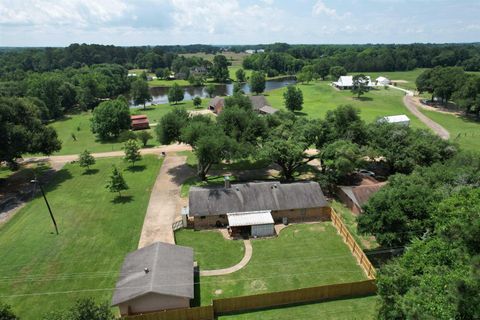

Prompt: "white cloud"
[0,0,129,27]
[312,0,350,19]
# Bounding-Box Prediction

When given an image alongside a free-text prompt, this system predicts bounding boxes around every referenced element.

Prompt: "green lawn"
[418,109,480,152]
[219,295,378,320]
[228,66,253,81]
[199,223,367,305]
[266,81,427,129]
[0,156,163,319]
[47,102,199,155]
[175,229,245,270]
[149,79,191,87]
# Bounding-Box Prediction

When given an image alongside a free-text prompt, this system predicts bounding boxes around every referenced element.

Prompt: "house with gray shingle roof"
[112,242,194,316]
[188,180,330,231]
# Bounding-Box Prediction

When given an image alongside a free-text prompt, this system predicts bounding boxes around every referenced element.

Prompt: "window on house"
[200,216,206,220]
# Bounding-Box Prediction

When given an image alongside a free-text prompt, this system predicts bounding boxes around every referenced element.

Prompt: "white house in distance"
[378,115,410,126]
[332,75,373,90]
[375,76,391,86]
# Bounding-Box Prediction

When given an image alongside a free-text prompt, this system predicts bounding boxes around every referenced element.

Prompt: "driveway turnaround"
[200,240,253,276]
[138,154,194,248]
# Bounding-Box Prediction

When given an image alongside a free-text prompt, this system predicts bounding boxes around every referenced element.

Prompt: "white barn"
[332,76,373,89]
[379,115,410,126]
[375,76,390,86]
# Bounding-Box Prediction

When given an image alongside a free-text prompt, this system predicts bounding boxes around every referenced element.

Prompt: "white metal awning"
[227,210,274,227]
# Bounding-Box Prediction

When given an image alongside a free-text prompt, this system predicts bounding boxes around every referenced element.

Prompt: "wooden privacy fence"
[123,305,214,320]
[329,208,376,279]
[212,279,377,315]
[172,219,184,232]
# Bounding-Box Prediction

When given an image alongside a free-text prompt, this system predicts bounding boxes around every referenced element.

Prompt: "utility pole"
[31,178,59,235]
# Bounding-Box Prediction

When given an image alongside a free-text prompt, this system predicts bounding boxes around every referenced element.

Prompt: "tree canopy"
[168,83,184,105]
[131,78,152,109]
[283,85,304,112]
[0,97,61,168]
[249,71,266,94]
[90,98,131,140]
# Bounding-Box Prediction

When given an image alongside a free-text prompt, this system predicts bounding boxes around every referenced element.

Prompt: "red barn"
[131,115,150,130]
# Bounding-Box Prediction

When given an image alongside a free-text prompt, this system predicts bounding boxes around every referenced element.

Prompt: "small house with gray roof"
[112,242,194,316]
[188,180,330,232]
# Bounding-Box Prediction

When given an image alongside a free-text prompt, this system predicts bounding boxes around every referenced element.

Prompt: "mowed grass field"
[47,101,200,155]
[418,109,480,152]
[175,229,245,270]
[180,51,248,67]
[266,81,427,129]
[198,223,367,305]
[219,295,378,320]
[0,156,162,319]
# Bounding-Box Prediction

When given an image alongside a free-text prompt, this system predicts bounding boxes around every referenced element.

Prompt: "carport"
[227,210,275,238]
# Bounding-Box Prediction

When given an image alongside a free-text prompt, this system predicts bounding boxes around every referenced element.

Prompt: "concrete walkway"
[388,85,450,140]
[137,154,194,248]
[200,239,253,276]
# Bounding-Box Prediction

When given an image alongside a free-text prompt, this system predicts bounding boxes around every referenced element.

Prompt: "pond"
[130,77,296,107]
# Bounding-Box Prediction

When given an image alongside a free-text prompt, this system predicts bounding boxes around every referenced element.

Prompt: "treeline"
[416,66,480,118]
[0,64,130,119]
[242,43,480,75]
[358,153,480,319]
[0,43,220,74]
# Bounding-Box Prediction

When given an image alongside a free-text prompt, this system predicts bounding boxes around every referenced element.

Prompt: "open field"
[266,81,427,129]
[175,229,245,270]
[198,223,367,305]
[228,66,253,81]
[0,156,163,319]
[418,109,480,152]
[219,295,378,320]
[46,102,200,155]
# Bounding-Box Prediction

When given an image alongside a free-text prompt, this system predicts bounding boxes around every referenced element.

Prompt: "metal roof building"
[379,115,410,126]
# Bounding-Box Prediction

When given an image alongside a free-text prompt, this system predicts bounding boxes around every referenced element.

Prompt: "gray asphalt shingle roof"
[189,181,328,216]
[111,242,194,306]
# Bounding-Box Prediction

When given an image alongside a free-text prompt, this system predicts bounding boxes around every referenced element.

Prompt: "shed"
[379,115,410,126]
[227,210,275,237]
[112,242,194,316]
[131,115,150,130]
[338,183,385,214]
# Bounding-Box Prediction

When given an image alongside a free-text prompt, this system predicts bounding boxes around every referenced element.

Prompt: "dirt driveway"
[403,96,450,139]
[137,154,194,248]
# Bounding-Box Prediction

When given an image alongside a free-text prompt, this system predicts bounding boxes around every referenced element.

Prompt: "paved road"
[138,154,194,248]
[388,85,450,140]
[200,240,252,276]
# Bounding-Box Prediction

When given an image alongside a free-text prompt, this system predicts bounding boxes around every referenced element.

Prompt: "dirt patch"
[250,279,267,291]
[214,289,223,295]
[391,80,407,83]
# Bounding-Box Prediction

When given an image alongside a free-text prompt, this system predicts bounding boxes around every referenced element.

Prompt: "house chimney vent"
[224,175,231,188]
[144,268,149,274]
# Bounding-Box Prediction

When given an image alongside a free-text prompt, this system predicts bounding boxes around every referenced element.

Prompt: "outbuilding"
[378,114,410,126]
[131,115,150,130]
[112,242,194,316]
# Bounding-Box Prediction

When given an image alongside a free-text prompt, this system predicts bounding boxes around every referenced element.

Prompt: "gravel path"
[388,85,450,140]
[200,240,252,276]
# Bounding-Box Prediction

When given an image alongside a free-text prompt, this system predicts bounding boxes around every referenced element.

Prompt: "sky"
[0,0,479,47]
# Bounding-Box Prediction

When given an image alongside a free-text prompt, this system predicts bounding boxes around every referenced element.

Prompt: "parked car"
[358,169,375,177]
